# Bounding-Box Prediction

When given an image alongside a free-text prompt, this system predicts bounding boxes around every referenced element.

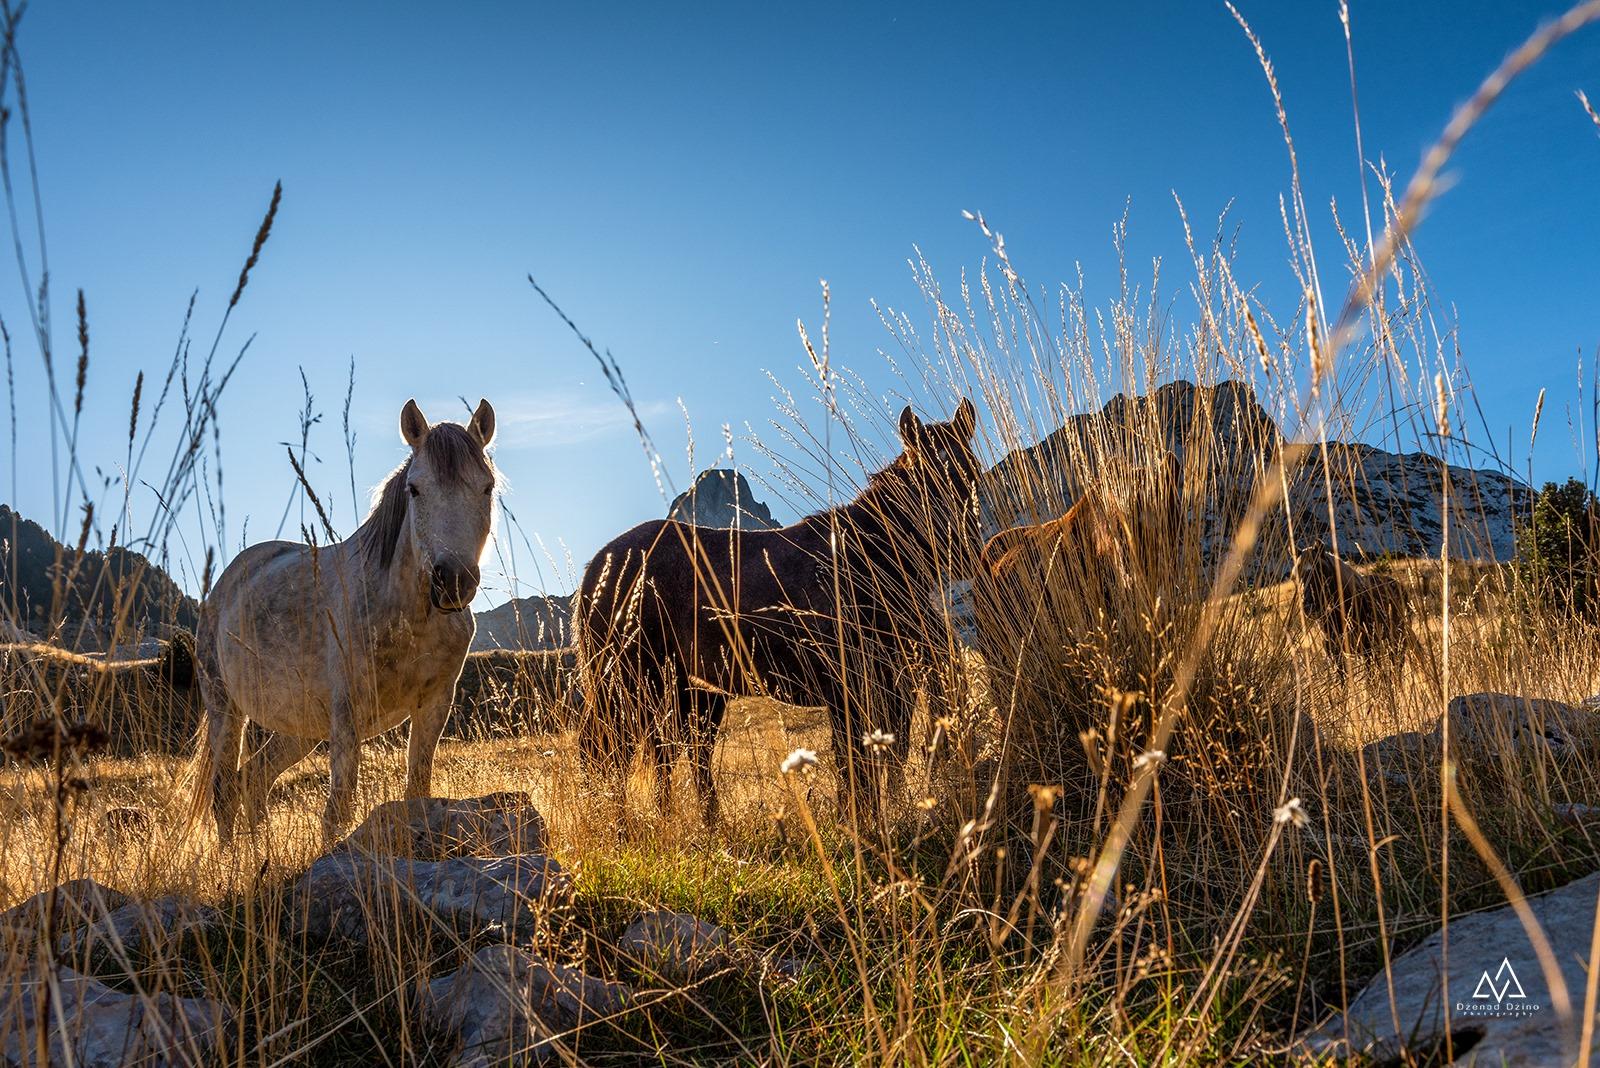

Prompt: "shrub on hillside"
[1515,477,1600,619]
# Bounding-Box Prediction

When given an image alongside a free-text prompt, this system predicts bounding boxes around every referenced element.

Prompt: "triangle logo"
[1471,957,1527,1003]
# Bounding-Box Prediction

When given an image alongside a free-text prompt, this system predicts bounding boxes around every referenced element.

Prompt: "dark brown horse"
[1295,547,1409,664]
[577,400,981,822]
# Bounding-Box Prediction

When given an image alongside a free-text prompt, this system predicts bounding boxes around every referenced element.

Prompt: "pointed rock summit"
[667,469,776,529]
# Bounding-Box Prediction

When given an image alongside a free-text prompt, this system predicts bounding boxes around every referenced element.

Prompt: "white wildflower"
[781,747,818,775]
[1274,797,1308,829]
[862,729,896,753]
[1133,749,1167,773]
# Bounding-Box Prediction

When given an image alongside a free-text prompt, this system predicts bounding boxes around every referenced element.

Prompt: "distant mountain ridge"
[984,379,1529,571]
[471,592,575,653]
[0,504,199,651]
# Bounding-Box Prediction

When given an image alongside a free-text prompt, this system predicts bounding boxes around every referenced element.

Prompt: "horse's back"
[579,518,773,615]
[578,517,816,696]
[206,541,308,611]
[200,540,348,734]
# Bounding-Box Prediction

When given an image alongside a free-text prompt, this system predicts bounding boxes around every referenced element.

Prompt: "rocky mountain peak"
[983,378,1530,573]
[667,469,776,530]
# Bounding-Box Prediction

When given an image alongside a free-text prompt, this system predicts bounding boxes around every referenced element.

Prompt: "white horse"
[193,398,497,844]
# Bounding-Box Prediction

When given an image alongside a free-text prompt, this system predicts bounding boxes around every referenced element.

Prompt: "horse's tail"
[182,705,218,838]
[181,616,228,840]
[571,573,640,781]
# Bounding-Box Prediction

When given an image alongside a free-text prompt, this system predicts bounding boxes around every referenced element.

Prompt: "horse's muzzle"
[429,561,480,613]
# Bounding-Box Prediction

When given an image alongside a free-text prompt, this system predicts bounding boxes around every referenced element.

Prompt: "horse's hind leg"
[202,694,247,847]
[689,691,727,826]
[239,731,319,832]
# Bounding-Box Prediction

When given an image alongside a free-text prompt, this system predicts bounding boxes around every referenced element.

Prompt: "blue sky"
[3,1,1598,605]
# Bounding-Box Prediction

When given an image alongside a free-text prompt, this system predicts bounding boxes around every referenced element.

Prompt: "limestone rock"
[1554,802,1600,827]
[1360,729,1434,768]
[0,962,231,1067]
[982,380,1529,579]
[618,910,731,984]
[57,895,220,961]
[1358,730,1435,789]
[336,792,548,860]
[287,853,570,946]
[1435,692,1585,757]
[1301,870,1600,1065]
[422,944,629,1067]
[0,880,127,948]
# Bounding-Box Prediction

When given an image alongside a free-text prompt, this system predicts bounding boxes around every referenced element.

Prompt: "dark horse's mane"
[355,423,492,570]
[824,441,977,545]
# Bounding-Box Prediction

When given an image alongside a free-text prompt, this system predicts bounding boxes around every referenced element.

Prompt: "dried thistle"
[1132,749,1167,774]
[780,747,818,775]
[1306,858,1325,904]
[1274,797,1308,829]
[73,289,88,416]
[229,180,283,310]
[1027,783,1061,812]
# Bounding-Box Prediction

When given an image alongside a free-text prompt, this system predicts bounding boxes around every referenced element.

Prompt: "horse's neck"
[345,512,427,618]
[796,490,896,554]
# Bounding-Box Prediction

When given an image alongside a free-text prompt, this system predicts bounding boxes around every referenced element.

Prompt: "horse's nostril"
[430,562,479,606]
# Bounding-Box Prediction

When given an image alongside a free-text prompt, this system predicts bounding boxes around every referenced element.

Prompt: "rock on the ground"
[0,961,231,1067]
[1360,730,1434,768]
[1301,870,1600,1065]
[422,944,629,1067]
[336,792,548,860]
[1435,692,1585,757]
[618,911,731,984]
[286,853,570,946]
[0,880,127,948]
[1555,803,1600,827]
[57,895,220,961]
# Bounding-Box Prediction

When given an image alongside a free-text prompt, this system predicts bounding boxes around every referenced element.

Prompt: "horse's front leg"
[324,695,360,843]
[405,688,453,800]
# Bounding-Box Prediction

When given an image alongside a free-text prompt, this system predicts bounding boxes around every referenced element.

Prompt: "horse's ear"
[400,399,430,448]
[953,397,976,440]
[469,398,496,448]
[898,406,922,447]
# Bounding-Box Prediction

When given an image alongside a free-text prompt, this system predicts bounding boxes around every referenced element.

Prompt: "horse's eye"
[483,484,494,496]
[408,484,420,498]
